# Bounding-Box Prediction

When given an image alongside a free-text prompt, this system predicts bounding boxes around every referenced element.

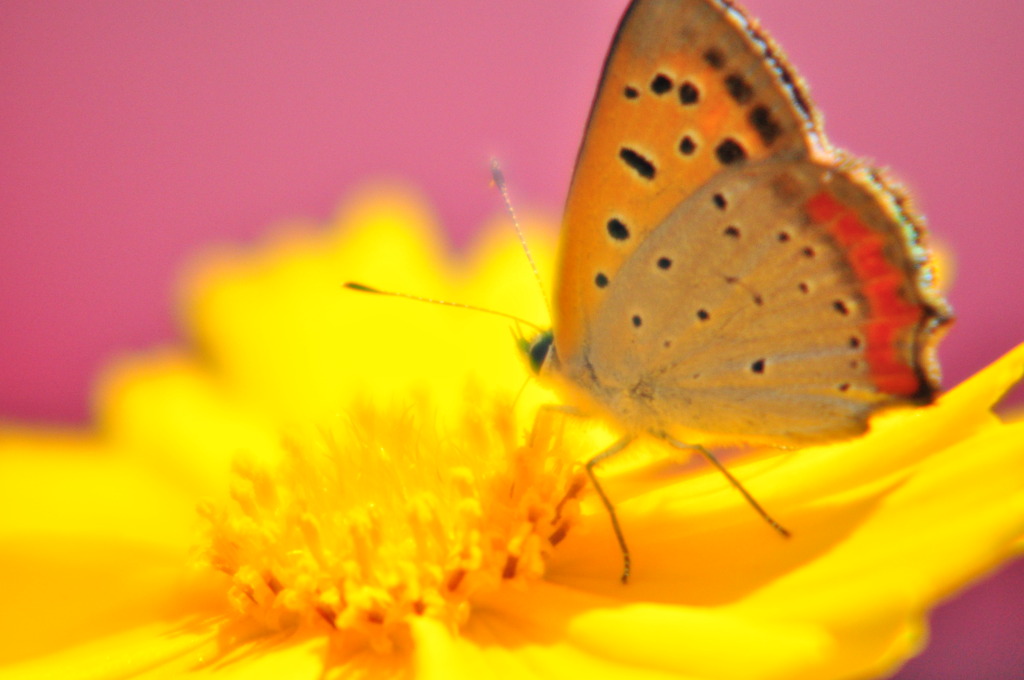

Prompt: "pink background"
[1,2,1021,676]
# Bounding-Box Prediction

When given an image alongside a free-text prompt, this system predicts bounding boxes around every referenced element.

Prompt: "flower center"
[197,397,584,651]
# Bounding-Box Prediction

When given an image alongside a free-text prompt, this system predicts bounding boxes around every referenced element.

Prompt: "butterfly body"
[533,0,950,449]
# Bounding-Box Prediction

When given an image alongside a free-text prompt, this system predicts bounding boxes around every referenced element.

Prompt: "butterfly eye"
[526,331,554,374]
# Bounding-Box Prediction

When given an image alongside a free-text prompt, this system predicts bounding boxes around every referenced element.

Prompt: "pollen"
[196,396,584,652]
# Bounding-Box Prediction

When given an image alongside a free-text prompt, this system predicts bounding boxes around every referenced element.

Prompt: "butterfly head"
[517,329,554,374]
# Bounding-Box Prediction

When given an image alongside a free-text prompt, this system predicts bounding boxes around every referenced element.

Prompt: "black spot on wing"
[650,73,673,95]
[607,218,630,240]
[703,47,725,69]
[715,138,747,165]
[724,73,754,104]
[679,81,700,105]
[619,147,656,179]
[749,105,782,146]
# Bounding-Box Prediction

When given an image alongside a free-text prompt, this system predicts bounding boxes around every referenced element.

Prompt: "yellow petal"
[0,429,224,664]
[5,187,1021,680]
[96,350,283,497]
[177,186,554,428]
[464,583,831,680]
[0,618,223,680]
[545,347,1024,679]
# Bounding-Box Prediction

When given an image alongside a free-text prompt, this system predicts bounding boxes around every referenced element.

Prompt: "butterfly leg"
[585,436,635,584]
[657,432,790,539]
[529,403,585,447]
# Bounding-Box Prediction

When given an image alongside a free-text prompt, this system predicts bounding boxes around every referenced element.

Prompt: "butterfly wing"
[554,0,826,357]
[572,157,950,444]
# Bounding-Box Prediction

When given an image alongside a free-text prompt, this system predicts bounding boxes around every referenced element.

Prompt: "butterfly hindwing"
[570,157,949,443]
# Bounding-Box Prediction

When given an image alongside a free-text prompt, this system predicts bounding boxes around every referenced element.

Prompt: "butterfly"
[519,0,951,581]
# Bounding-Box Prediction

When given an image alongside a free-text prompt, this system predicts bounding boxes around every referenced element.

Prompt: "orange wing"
[554,0,829,358]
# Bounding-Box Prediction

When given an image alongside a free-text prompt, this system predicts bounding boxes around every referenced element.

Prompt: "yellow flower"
[1,185,1022,679]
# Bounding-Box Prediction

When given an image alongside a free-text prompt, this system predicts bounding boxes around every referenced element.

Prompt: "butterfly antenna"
[490,159,552,319]
[343,282,545,333]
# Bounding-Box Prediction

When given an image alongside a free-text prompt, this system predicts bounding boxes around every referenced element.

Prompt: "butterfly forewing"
[555,0,826,357]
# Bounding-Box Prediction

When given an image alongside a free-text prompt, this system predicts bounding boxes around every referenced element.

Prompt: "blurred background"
[1,2,1021,677]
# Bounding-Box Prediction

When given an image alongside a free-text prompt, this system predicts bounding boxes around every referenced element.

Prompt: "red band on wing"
[806,192,923,396]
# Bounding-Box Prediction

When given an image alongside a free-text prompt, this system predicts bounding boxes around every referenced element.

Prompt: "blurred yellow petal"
[0,619,222,680]
[2,185,1021,679]
[96,351,283,499]
[177,186,554,427]
[467,583,832,680]
[0,430,221,665]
